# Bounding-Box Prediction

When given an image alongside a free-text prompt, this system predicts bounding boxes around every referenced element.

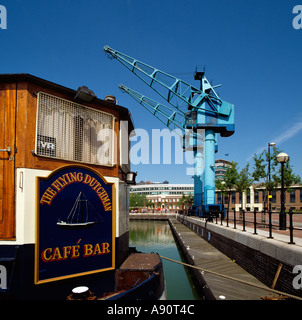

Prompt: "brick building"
[131,182,302,212]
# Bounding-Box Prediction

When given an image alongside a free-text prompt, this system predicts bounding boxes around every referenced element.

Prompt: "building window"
[271,190,276,203]
[36,92,115,166]
[254,191,259,203]
[257,190,263,203]
[232,192,236,204]
[224,194,228,205]
[290,190,296,203]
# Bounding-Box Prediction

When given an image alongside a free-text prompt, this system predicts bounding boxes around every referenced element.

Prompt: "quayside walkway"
[168,218,272,300]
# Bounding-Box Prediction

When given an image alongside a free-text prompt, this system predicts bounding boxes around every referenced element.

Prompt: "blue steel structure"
[104,46,234,218]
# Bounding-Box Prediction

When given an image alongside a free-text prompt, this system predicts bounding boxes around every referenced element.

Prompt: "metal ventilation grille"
[36,92,115,166]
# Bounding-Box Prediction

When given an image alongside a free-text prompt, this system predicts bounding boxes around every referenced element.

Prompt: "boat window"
[35,92,115,166]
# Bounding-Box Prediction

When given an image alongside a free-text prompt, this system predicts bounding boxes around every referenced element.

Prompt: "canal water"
[129,220,202,300]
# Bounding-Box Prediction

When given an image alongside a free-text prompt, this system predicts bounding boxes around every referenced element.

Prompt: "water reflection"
[129,220,202,300]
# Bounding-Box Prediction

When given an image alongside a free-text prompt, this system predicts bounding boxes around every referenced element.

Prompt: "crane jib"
[105,44,235,217]
[104,45,233,118]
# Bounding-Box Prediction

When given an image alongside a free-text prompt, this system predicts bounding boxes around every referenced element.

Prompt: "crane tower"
[104,46,235,218]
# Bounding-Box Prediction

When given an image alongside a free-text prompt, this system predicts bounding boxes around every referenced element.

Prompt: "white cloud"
[247,117,302,160]
[273,119,302,145]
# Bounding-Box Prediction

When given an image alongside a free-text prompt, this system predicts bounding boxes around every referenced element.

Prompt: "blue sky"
[1,0,302,184]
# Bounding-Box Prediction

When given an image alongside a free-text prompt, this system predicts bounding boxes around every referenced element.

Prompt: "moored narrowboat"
[0,74,165,300]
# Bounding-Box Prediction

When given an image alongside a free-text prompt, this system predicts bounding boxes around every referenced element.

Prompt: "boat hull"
[0,246,165,300]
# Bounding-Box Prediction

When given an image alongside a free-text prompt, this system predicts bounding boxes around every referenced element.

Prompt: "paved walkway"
[168,218,277,300]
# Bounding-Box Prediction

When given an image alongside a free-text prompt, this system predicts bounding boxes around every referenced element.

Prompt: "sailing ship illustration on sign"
[57,192,103,229]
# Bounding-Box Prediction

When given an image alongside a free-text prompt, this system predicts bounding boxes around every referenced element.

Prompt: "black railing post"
[253,209,258,235]
[268,210,273,239]
[226,209,229,227]
[234,209,237,229]
[242,209,246,232]
[288,209,295,245]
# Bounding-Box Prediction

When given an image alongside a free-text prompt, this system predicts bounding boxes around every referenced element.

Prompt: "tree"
[252,147,281,211]
[235,163,254,211]
[252,146,280,192]
[129,193,146,209]
[215,179,226,205]
[252,147,301,210]
[177,194,194,209]
[145,200,155,213]
[186,194,194,207]
[221,161,239,211]
[272,161,301,191]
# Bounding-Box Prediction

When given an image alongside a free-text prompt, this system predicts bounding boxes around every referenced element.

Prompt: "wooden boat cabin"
[0,73,135,299]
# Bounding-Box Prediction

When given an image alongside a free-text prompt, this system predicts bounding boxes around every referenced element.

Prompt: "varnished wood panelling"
[0,83,16,239]
[0,85,5,222]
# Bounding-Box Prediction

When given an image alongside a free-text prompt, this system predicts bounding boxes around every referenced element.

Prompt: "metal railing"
[221,209,302,245]
[180,208,302,245]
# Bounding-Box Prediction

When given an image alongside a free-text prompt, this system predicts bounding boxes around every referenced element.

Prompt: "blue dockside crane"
[104,46,235,219]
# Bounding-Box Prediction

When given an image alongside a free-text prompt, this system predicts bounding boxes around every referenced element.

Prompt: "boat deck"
[119,253,162,271]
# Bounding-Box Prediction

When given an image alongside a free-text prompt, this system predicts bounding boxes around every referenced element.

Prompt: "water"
[129,220,202,300]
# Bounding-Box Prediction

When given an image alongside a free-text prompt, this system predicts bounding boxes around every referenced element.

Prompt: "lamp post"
[267,142,276,212]
[276,152,289,230]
